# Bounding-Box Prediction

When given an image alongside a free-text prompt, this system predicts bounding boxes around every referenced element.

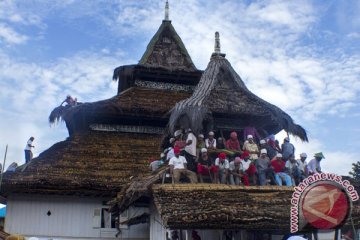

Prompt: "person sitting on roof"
[196,134,205,160]
[307,152,325,175]
[214,152,230,184]
[281,137,295,161]
[197,148,216,183]
[174,129,186,149]
[285,154,303,185]
[243,135,259,161]
[271,153,293,186]
[260,139,277,160]
[267,134,281,152]
[205,131,216,149]
[229,157,248,186]
[297,153,308,178]
[6,162,18,172]
[149,153,165,172]
[226,131,242,152]
[169,147,198,184]
[166,138,176,161]
[184,128,197,172]
[256,149,275,186]
[240,151,256,185]
[217,137,226,149]
[61,95,77,106]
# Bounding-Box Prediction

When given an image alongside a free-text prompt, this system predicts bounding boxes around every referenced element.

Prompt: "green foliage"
[349,161,360,180]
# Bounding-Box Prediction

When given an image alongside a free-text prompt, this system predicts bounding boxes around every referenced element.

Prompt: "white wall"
[5,194,149,240]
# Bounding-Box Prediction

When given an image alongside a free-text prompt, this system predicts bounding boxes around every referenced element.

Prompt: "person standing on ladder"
[24,136,35,164]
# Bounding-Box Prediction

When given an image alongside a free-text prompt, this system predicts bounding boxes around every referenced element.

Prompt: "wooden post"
[0,144,8,192]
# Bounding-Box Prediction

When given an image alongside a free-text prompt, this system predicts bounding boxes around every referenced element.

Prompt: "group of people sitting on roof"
[150,128,325,186]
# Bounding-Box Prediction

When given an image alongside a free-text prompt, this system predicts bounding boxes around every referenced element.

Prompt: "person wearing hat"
[214,152,230,184]
[307,152,325,175]
[205,131,216,149]
[174,129,186,149]
[240,151,257,185]
[226,131,241,151]
[243,135,259,161]
[196,134,206,160]
[216,137,226,149]
[169,147,198,183]
[271,153,293,186]
[256,149,275,186]
[285,154,303,185]
[184,128,197,172]
[229,157,248,186]
[197,148,216,183]
[260,139,277,160]
[281,137,295,161]
[297,153,308,178]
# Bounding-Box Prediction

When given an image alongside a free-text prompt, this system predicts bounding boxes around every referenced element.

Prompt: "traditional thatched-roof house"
[0,3,202,239]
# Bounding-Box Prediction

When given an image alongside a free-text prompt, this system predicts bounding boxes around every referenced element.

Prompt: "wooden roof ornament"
[169,32,308,141]
[138,1,197,71]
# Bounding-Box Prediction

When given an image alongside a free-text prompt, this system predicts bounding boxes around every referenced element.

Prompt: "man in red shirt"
[226,131,241,151]
[271,153,293,186]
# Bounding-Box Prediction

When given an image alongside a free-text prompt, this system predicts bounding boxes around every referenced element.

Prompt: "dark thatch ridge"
[139,20,197,71]
[169,55,308,141]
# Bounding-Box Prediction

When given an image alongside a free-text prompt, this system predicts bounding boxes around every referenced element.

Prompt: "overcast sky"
[0,0,359,176]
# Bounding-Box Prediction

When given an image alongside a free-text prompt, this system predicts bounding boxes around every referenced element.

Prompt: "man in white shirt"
[215,152,230,184]
[184,128,197,172]
[229,157,244,185]
[169,147,198,184]
[297,153,308,177]
[24,136,35,163]
[307,152,325,174]
[205,131,216,149]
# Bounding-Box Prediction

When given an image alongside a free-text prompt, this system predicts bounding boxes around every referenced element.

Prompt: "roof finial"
[165,0,169,21]
[214,32,221,54]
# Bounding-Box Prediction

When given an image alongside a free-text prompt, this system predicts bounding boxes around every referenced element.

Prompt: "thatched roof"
[0,131,162,197]
[152,184,360,231]
[169,54,308,141]
[139,20,197,71]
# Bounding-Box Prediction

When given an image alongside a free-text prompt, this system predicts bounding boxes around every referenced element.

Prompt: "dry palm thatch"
[169,54,308,141]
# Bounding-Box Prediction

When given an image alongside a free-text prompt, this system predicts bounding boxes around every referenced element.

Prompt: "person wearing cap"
[242,135,259,160]
[197,148,216,183]
[281,137,295,161]
[240,151,257,185]
[226,131,241,152]
[169,147,198,183]
[307,152,325,175]
[260,139,277,160]
[271,153,293,186]
[196,134,206,160]
[149,153,165,172]
[214,152,230,184]
[174,129,186,149]
[256,149,275,186]
[184,128,197,172]
[297,153,308,177]
[205,131,216,149]
[285,154,302,185]
[229,157,248,186]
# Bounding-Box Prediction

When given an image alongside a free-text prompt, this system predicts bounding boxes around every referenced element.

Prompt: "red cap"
[218,152,226,159]
[241,151,250,159]
[174,147,181,154]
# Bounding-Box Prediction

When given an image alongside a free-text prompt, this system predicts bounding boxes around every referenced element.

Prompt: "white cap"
[260,139,266,144]
[208,131,214,136]
[198,134,204,138]
[160,153,165,158]
[260,149,267,154]
[276,153,283,158]
[169,138,175,144]
[174,130,182,137]
[185,128,192,133]
[284,137,290,142]
[300,153,307,158]
[247,134,253,139]
[201,148,207,153]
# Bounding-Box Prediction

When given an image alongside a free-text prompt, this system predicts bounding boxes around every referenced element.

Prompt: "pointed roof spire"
[165,0,170,21]
[212,32,226,58]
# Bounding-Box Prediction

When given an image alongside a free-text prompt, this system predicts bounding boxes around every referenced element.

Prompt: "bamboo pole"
[0,144,8,192]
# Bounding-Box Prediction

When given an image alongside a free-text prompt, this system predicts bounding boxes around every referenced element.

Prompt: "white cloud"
[0,23,28,44]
